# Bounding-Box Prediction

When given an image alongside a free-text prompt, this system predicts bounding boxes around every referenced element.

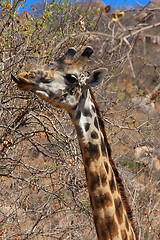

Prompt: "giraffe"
[11,46,137,240]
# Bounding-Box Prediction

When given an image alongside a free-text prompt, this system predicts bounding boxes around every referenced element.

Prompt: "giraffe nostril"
[37,70,43,75]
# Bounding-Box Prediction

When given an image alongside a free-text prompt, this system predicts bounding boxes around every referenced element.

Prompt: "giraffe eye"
[66,74,77,83]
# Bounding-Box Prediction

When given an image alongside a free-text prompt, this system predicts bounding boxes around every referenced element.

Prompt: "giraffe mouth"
[11,73,35,91]
[11,73,23,85]
[11,73,55,100]
[11,72,34,83]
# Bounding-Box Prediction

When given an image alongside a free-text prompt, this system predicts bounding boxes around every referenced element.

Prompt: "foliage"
[0,0,160,239]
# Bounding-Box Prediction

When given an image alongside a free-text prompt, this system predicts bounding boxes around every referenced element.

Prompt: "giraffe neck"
[68,89,137,240]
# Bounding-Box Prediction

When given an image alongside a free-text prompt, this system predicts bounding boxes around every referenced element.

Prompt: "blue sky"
[21,0,152,12]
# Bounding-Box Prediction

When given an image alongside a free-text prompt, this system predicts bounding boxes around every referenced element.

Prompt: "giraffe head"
[11,47,107,110]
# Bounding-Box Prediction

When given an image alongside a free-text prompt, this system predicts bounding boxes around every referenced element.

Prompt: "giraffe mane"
[89,89,137,237]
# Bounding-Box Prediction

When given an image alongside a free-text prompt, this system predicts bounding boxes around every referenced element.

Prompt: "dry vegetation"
[0,0,160,239]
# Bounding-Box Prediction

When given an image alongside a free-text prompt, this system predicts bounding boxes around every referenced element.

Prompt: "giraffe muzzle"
[11,73,35,91]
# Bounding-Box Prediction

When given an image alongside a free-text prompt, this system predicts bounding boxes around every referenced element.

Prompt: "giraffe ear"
[87,68,108,87]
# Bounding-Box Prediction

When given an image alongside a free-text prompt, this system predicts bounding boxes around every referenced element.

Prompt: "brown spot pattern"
[114,197,123,225]
[100,215,119,239]
[109,172,116,193]
[101,136,106,156]
[91,130,99,139]
[99,164,107,187]
[76,125,84,139]
[84,142,100,160]
[94,117,99,129]
[84,122,90,131]
[89,171,100,192]
[92,105,96,112]
[83,108,92,117]
[90,90,137,239]
[121,229,128,240]
[84,157,92,168]
[104,161,109,174]
[93,191,113,210]
[83,143,100,168]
